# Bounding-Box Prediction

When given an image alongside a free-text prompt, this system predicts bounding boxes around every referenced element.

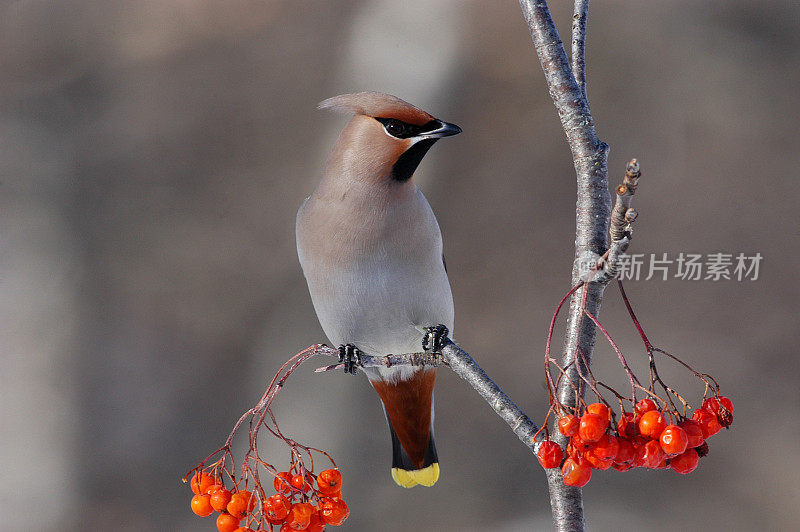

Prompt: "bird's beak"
[422,120,462,138]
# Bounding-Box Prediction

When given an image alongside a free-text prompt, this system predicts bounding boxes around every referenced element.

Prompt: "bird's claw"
[422,324,449,353]
[337,344,361,375]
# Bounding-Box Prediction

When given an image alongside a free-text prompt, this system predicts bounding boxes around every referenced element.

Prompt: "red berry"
[274,472,293,494]
[638,410,667,439]
[537,440,564,469]
[265,494,291,521]
[233,528,255,532]
[692,408,722,438]
[216,513,241,532]
[321,499,350,526]
[613,438,636,466]
[586,403,610,422]
[190,494,214,517]
[636,440,666,469]
[558,415,580,437]
[635,398,658,416]
[617,411,637,439]
[592,434,619,461]
[316,469,343,496]
[210,488,233,513]
[678,419,705,448]
[570,434,593,453]
[671,448,700,474]
[579,413,608,443]
[702,396,733,415]
[306,513,326,532]
[287,502,315,530]
[562,457,591,487]
[190,472,216,495]
[703,396,734,427]
[291,473,311,493]
[659,425,689,455]
[584,449,613,470]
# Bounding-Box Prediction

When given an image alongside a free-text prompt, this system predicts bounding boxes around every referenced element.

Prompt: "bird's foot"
[337,344,362,375]
[422,324,449,353]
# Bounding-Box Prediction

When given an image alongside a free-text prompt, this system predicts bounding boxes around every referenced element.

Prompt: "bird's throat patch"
[391,138,438,182]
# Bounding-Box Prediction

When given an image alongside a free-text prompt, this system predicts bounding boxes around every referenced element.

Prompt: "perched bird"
[296,92,460,488]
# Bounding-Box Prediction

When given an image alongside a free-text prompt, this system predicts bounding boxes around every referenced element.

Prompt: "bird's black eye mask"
[374,117,441,139]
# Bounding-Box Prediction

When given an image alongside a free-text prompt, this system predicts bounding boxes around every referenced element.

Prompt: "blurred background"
[2,1,798,530]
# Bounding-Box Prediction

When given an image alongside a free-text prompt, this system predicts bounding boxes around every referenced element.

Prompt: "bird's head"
[318,92,461,184]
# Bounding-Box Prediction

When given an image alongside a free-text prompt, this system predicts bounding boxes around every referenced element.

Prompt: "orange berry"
[216,512,241,532]
[316,468,343,496]
[306,512,326,532]
[240,490,257,511]
[274,472,293,494]
[227,493,250,520]
[320,489,341,501]
[320,498,349,526]
[226,490,256,517]
[233,528,255,532]
[286,502,315,530]
[265,493,291,521]
[190,494,214,517]
[210,488,233,513]
[637,410,667,439]
[291,473,311,493]
[191,472,216,495]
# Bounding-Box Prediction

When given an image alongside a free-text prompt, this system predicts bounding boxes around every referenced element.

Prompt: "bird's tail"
[371,369,439,488]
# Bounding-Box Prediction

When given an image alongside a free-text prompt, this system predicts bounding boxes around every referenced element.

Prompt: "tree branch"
[440,340,541,451]
[518,0,599,160]
[518,1,610,530]
[571,0,589,99]
[312,342,542,454]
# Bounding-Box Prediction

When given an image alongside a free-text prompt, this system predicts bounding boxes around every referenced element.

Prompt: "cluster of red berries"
[536,395,733,487]
[188,467,349,531]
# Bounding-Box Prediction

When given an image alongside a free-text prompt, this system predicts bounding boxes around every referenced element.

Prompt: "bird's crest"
[318,92,435,126]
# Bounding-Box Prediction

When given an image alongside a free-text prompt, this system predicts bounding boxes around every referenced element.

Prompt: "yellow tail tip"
[391,463,440,488]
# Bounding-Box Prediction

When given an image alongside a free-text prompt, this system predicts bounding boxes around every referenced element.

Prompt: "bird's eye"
[385,120,405,137]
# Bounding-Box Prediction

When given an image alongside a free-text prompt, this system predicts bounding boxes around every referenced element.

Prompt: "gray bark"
[518,1,610,530]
